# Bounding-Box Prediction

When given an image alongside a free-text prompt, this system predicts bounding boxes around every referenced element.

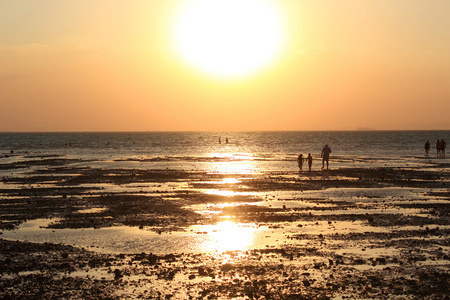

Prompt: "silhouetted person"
[436,140,441,156]
[321,144,332,169]
[219,137,221,144]
[307,153,313,172]
[297,154,304,172]
[441,139,446,156]
[226,137,229,144]
[425,140,430,156]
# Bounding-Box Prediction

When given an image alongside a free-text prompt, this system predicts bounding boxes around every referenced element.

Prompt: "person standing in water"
[307,153,313,172]
[425,140,430,156]
[321,144,332,170]
[297,154,304,172]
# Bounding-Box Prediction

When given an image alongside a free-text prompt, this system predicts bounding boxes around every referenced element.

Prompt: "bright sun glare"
[172,0,285,78]
[210,221,256,252]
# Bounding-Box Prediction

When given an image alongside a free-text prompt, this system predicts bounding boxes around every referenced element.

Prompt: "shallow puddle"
[1,216,422,257]
[1,219,289,254]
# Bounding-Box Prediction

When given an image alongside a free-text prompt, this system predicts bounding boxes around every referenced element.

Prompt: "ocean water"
[0,131,448,172]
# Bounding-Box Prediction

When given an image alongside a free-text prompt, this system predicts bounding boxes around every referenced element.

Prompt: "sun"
[172,0,285,79]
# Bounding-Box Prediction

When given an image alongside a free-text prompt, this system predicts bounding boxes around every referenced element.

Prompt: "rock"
[198,266,209,276]
[113,269,123,279]
[221,263,233,272]
[303,279,311,287]
[376,257,386,264]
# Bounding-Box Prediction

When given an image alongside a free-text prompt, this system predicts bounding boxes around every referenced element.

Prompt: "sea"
[0,131,448,173]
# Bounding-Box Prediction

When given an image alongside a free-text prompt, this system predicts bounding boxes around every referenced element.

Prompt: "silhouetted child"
[297,154,303,172]
[307,153,313,172]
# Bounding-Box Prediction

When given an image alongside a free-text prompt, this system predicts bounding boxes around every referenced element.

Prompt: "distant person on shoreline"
[436,140,441,156]
[441,139,446,156]
[307,153,313,172]
[425,140,430,156]
[297,154,304,172]
[321,144,332,170]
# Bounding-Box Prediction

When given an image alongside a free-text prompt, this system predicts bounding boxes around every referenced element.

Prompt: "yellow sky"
[1,0,450,131]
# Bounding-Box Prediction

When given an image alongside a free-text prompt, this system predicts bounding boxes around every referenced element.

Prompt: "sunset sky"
[1,0,450,132]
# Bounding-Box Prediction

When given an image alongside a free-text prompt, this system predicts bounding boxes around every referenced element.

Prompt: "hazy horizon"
[2,128,450,134]
[1,0,450,132]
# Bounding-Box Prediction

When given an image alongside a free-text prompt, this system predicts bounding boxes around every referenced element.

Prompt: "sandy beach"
[1,153,449,299]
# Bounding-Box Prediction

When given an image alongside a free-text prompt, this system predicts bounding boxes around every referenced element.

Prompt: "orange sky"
[1,0,450,132]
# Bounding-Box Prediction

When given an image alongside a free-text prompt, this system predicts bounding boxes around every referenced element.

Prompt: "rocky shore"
[0,154,449,299]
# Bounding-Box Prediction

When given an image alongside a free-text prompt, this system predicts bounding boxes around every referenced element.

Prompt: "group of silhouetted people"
[297,144,332,172]
[426,139,446,157]
[296,138,448,173]
[297,153,313,172]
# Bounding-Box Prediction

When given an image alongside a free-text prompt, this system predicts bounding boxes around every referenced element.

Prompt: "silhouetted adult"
[321,145,332,169]
[436,140,441,156]
[307,153,313,172]
[297,154,304,172]
[425,140,430,156]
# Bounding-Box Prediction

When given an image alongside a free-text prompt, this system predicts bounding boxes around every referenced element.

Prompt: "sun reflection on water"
[204,189,254,197]
[211,162,255,174]
[204,221,257,252]
[207,153,257,174]
[221,178,239,184]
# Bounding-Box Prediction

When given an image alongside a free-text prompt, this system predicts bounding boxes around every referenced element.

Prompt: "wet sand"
[0,153,449,299]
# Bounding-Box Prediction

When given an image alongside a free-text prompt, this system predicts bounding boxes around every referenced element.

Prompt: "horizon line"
[1,129,450,134]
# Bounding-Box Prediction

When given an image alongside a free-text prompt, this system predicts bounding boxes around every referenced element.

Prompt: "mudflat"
[0,153,449,299]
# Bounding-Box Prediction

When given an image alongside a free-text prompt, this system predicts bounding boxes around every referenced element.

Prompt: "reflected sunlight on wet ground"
[193,221,257,252]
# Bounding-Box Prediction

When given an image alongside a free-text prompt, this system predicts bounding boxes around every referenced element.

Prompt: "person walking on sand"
[321,144,332,170]
[297,154,304,172]
[425,140,430,156]
[307,153,313,172]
